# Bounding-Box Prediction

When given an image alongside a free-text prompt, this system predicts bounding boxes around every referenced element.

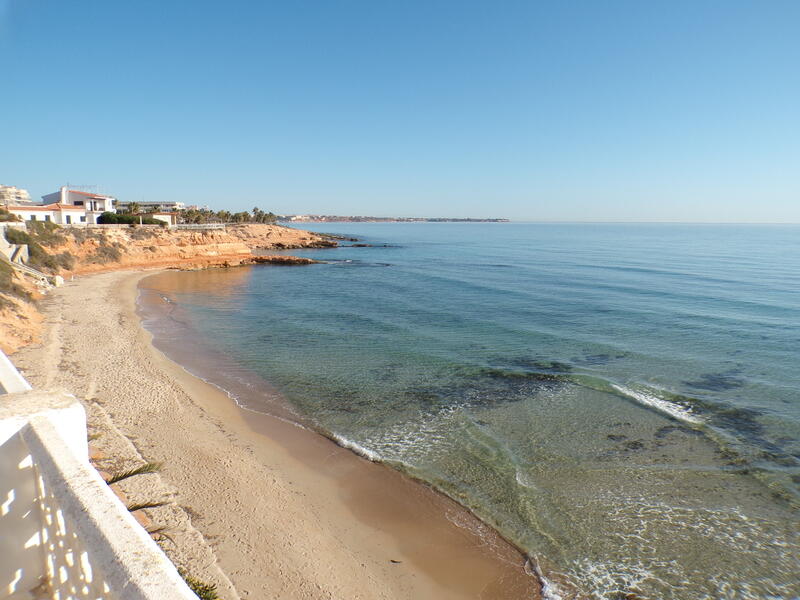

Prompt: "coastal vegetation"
[180,206,278,225]
[0,259,30,307]
[101,457,220,599]
[86,240,124,264]
[4,222,76,273]
[179,569,220,600]
[0,222,333,355]
[0,207,21,222]
[104,461,163,485]
[97,212,165,225]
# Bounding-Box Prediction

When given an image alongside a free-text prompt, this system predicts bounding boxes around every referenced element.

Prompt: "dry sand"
[13,269,541,600]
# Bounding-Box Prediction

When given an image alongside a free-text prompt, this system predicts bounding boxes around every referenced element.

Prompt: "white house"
[41,187,116,217]
[6,187,117,225]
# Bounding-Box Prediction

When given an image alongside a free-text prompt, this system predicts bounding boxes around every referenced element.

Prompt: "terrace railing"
[0,351,197,599]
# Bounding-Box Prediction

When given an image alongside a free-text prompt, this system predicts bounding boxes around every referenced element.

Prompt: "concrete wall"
[144,214,176,226]
[6,209,91,226]
[5,209,59,224]
[0,351,31,394]
[0,354,197,600]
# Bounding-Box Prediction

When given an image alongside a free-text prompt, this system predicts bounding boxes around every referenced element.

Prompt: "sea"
[139,223,800,600]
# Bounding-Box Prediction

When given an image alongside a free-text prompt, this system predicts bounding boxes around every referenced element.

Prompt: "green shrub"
[3,226,74,273]
[4,227,31,245]
[0,260,31,304]
[0,208,20,222]
[26,220,64,246]
[177,569,220,600]
[130,227,158,240]
[87,242,123,264]
[98,212,162,225]
[68,228,103,243]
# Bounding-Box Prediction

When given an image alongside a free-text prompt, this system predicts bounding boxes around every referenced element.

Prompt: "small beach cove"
[13,268,542,600]
[133,222,799,600]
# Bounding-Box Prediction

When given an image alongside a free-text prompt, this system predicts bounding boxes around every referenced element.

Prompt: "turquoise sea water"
[141,223,799,599]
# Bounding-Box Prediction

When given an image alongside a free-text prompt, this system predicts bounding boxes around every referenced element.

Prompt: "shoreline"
[14,268,542,600]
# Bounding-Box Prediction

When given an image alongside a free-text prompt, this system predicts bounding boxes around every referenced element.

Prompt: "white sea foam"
[612,384,702,424]
[329,433,381,462]
[526,557,569,600]
[515,468,540,491]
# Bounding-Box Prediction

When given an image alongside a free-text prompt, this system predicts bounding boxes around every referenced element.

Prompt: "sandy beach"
[13,269,540,600]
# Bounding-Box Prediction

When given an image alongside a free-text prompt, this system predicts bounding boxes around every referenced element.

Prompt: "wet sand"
[15,269,540,600]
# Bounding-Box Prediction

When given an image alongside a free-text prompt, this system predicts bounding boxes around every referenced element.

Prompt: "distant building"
[142,212,179,226]
[6,186,117,225]
[116,200,185,213]
[0,185,33,207]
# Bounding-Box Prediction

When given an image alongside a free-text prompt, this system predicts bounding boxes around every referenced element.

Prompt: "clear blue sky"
[1,1,798,221]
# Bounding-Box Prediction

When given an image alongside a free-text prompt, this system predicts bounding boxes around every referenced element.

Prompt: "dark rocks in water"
[609,592,648,600]
[712,406,764,436]
[623,440,646,451]
[508,358,574,373]
[683,368,745,391]
[654,425,681,438]
[607,434,627,441]
[405,388,446,408]
[318,233,359,241]
[654,424,702,439]
[478,367,566,386]
[571,352,627,366]
[530,360,573,373]
[396,365,571,414]
[250,255,318,266]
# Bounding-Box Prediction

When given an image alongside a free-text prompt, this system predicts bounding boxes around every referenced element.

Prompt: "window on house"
[66,215,72,224]
[29,215,36,221]
[80,216,86,222]
[45,215,51,222]
[74,200,84,206]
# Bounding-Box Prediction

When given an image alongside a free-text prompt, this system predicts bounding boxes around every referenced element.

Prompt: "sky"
[1,1,798,221]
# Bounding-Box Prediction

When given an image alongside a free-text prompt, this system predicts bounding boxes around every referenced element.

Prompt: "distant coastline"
[279,215,509,223]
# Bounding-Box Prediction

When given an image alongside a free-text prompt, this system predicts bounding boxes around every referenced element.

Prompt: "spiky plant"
[126,500,169,512]
[178,569,220,600]
[146,526,175,545]
[105,462,162,485]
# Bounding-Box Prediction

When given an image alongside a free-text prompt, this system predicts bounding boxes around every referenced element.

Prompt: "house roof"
[66,190,114,199]
[7,204,56,211]
[8,203,91,212]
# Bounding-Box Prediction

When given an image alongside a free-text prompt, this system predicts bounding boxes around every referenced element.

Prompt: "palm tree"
[127,202,140,215]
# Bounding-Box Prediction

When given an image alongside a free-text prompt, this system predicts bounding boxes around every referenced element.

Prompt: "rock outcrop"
[0,224,333,353]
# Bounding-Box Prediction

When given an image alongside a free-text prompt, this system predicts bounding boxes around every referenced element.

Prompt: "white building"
[116,200,185,213]
[6,187,117,225]
[0,185,33,207]
[143,212,179,226]
[41,187,116,215]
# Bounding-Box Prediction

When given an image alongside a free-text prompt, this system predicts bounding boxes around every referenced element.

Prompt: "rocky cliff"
[0,224,334,353]
[61,224,333,274]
